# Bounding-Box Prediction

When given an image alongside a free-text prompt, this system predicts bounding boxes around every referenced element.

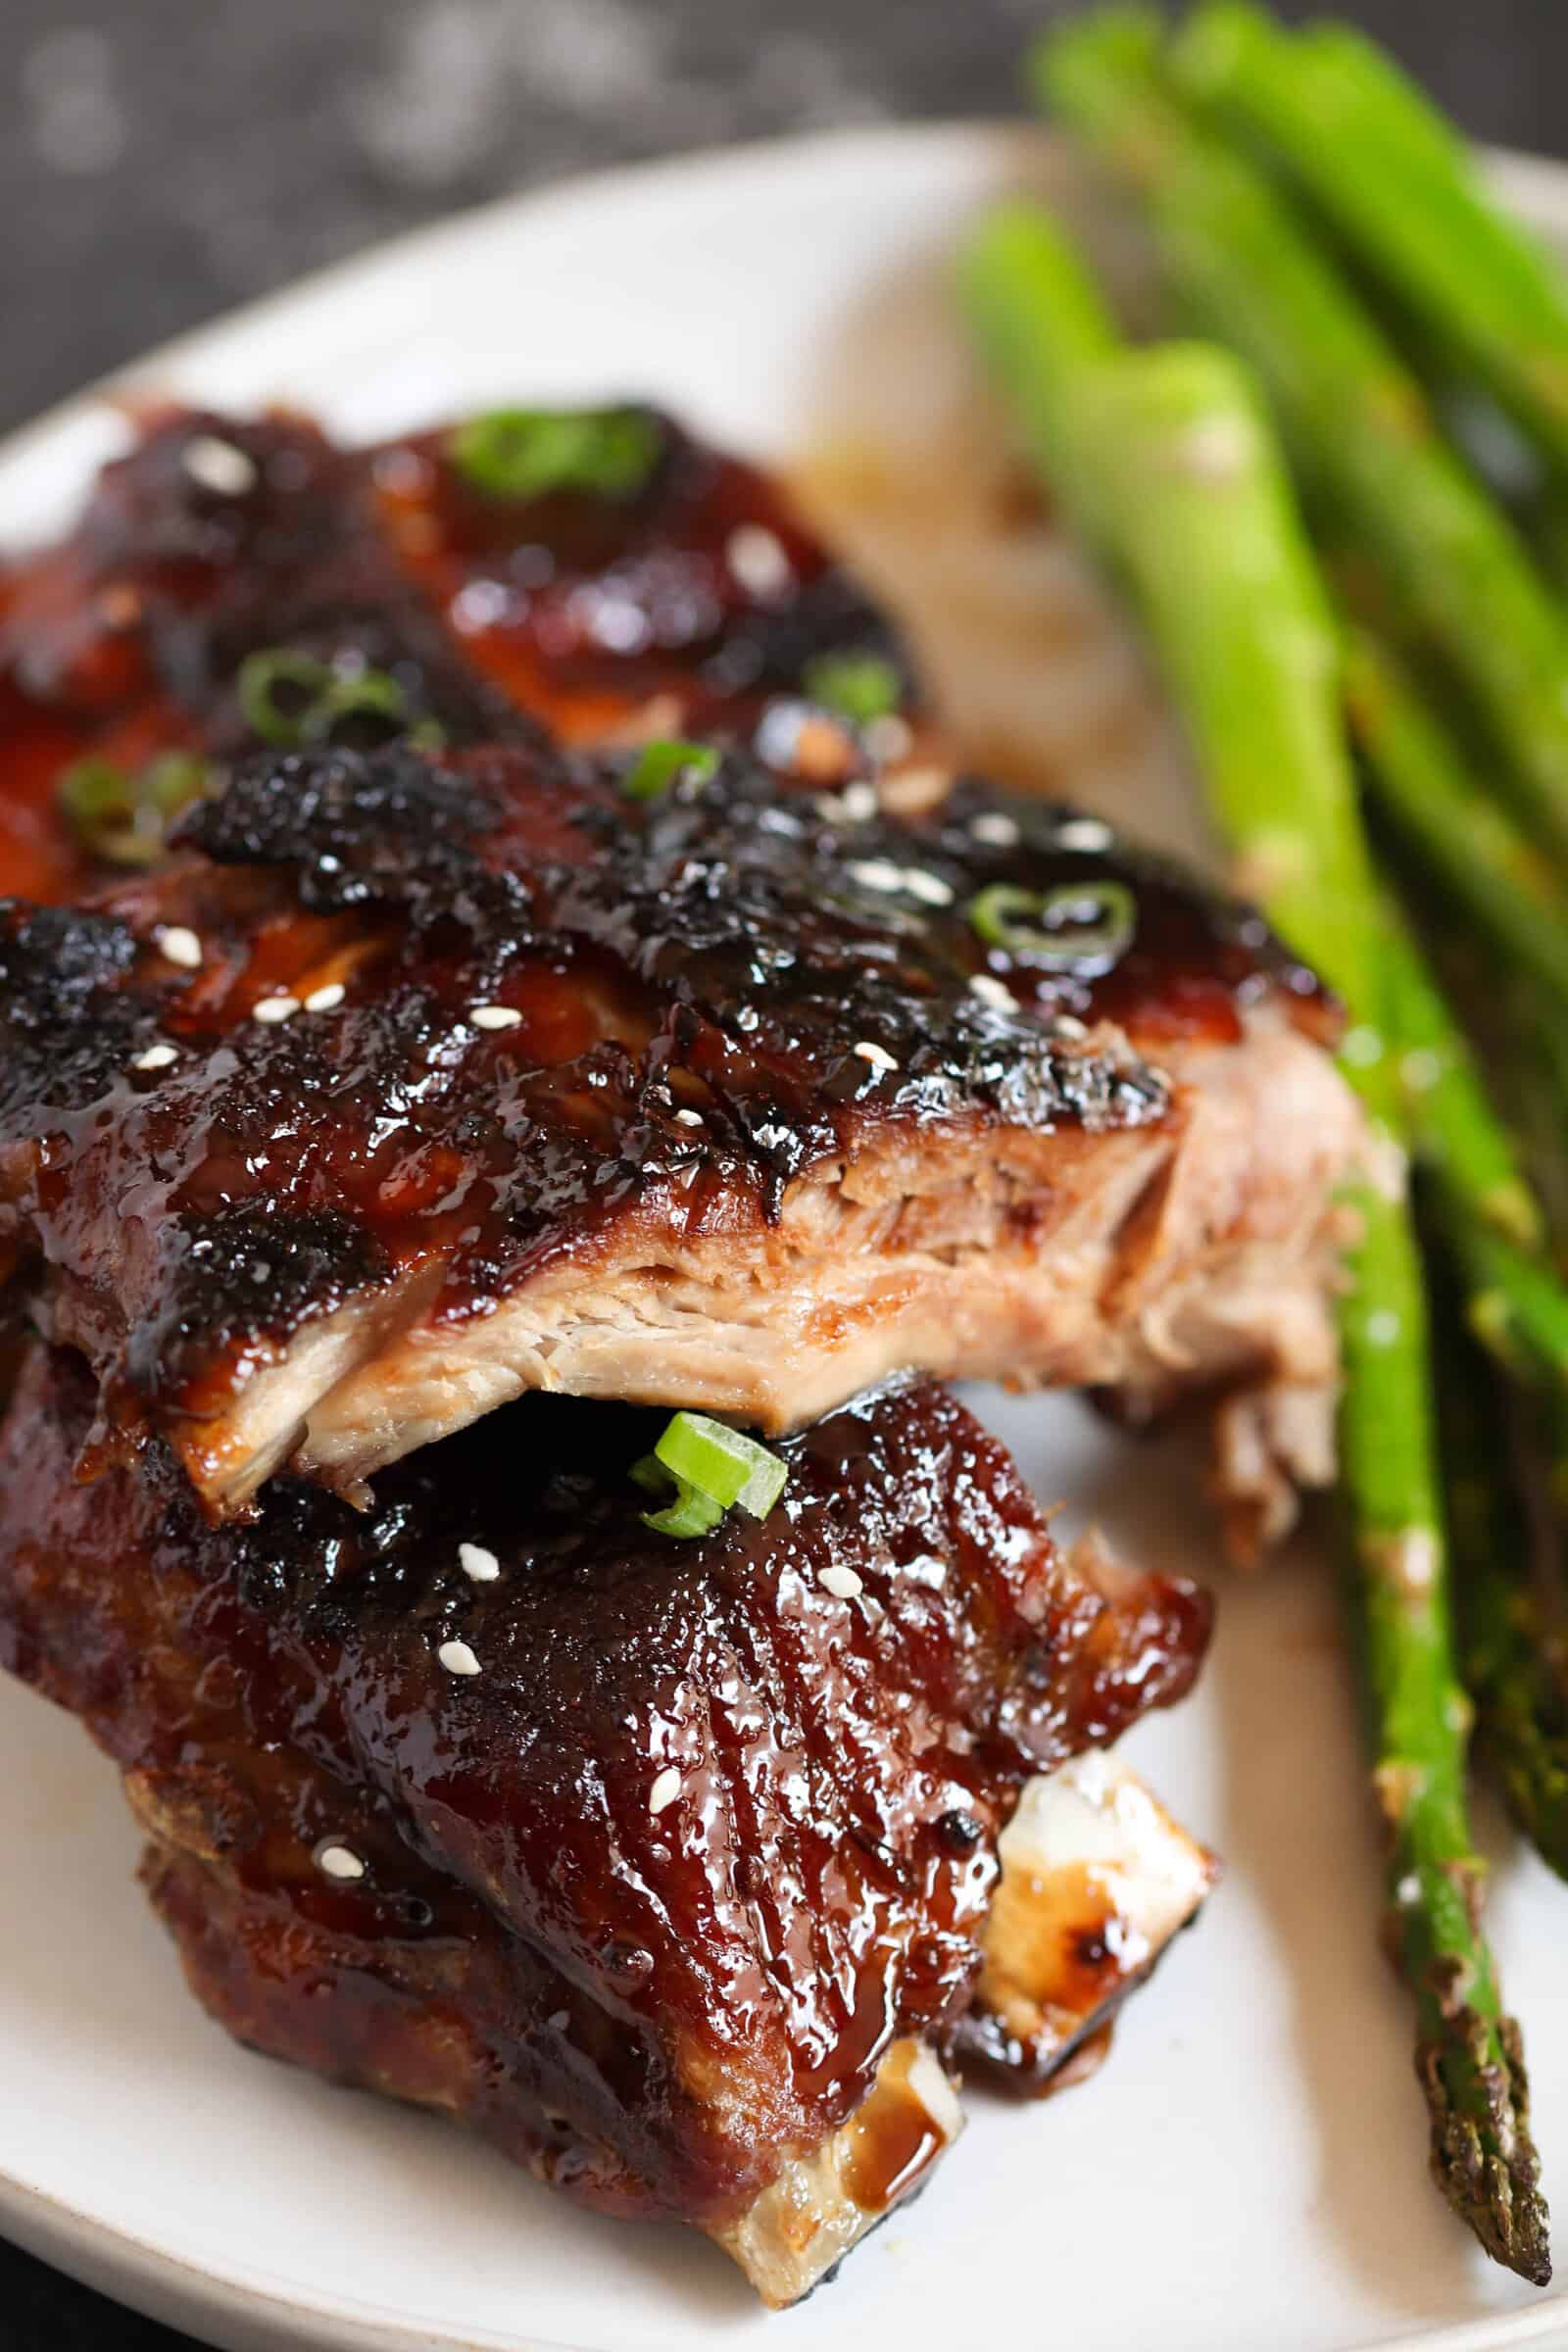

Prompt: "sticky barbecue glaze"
[375,408,916,744]
[0,404,918,902]
[0,1350,1209,2226]
[0,730,1328,1460]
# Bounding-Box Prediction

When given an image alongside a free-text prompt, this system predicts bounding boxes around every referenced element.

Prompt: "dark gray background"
[2,1,1563,2344]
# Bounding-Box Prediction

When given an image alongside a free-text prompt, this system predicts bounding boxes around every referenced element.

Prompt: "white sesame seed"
[725,523,792,600]
[840,780,878,823]
[1342,1024,1384,1068]
[1400,1048,1444,1093]
[252,995,299,1024]
[854,1041,899,1073]
[1365,1308,1402,1348]
[648,1767,682,1815]
[182,435,259,498]
[470,1004,523,1030]
[451,577,513,633]
[458,1543,501,1584]
[969,810,1020,849]
[1396,1871,1421,1906]
[1054,1013,1089,1041]
[131,1043,178,1071]
[1055,815,1114,852]
[864,715,912,764]
[304,981,346,1013]
[847,857,906,894]
[818,1564,864,1600]
[756,701,809,770]
[672,1107,705,1128]
[903,867,955,907]
[316,1840,367,1883]
[157,925,203,969]
[438,1638,482,1677]
[969,974,1014,1012]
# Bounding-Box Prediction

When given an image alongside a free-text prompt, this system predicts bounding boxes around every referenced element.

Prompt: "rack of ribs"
[0,1349,1212,2306]
[0,396,1346,2302]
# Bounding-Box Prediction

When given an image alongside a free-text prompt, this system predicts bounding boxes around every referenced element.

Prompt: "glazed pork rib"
[0,1352,1212,2303]
[0,734,1360,1521]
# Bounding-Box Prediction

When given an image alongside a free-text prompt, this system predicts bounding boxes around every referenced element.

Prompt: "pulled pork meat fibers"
[0,1353,1211,2304]
[0,736,1357,1536]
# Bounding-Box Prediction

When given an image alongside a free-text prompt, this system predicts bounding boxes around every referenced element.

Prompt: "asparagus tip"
[1416,1999,1552,2284]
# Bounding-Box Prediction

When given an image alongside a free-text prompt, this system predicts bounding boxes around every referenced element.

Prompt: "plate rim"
[0,115,1051,500]
[3,114,1567,2352]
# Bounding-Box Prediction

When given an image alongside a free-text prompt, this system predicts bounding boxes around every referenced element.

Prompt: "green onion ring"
[967,878,1138,968]
[237,649,335,744]
[633,1411,788,1536]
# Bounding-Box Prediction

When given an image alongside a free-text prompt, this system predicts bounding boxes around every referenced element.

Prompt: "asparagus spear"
[964,208,1376,1008]
[1438,1314,1568,1883]
[961,199,1550,2284]
[1343,627,1568,1025]
[1371,879,1568,1387]
[1174,4,1568,474]
[1034,10,1568,864]
[1374,888,1542,1253]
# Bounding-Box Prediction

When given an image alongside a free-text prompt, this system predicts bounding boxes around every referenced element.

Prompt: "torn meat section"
[0,739,1360,1518]
[0,1353,1209,2299]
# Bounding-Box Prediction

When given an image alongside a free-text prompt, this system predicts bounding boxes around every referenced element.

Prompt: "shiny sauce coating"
[0,403,920,903]
[0,1350,1208,2223]
[0,733,1326,1440]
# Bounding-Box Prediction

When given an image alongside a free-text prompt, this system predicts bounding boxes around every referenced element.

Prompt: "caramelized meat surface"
[0,405,918,901]
[0,1351,1209,2286]
[0,737,1358,1514]
[376,408,917,749]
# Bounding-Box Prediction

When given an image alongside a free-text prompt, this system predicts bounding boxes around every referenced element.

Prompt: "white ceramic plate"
[2,123,1567,2352]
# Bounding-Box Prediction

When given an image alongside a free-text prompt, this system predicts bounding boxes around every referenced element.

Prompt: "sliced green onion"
[144,752,211,820]
[314,668,410,738]
[238,649,335,744]
[408,716,449,752]
[655,1411,787,1520]
[733,1447,789,1520]
[655,1413,756,1508]
[58,751,212,866]
[633,1411,788,1536]
[967,878,1138,968]
[58,757,135,835]
[621,738,719,801]
[237,649,414,748]
[802,650,903,726]
[632,1448,725,1537]
[447,406,663,503]
[641,1476,729,1540]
